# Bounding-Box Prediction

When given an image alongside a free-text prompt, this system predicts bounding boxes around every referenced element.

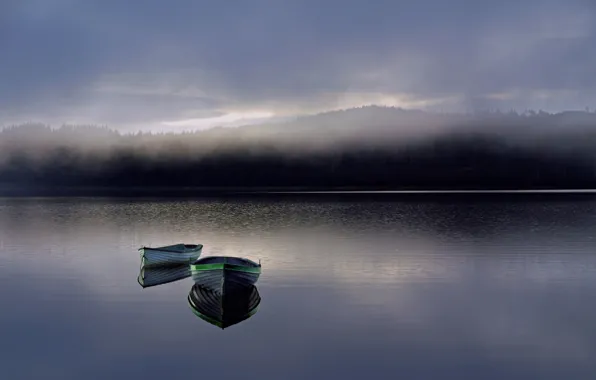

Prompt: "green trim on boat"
[188,296,224,328]
[190,262,261,274]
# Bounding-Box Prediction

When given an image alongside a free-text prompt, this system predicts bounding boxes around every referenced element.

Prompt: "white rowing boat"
[139,243,203,267]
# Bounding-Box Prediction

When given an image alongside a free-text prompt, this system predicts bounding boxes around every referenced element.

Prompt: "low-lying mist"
[1,106,596,191]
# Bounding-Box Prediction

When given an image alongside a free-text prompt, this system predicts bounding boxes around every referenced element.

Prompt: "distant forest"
[2,106,596,191]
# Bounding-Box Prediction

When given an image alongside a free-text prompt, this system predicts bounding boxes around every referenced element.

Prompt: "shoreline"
[2,187,596,200]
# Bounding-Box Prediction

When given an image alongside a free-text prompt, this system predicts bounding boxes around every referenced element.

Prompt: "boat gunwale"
[138,274,189,288]
[192,256,261,267]
[140,244,203,253]
[190,262,262,274]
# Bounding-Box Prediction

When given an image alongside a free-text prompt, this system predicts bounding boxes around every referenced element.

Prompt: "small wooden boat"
[190,256,261,293]
[188,283,261,329]
[137,264,192,288]
[139,243,203,267]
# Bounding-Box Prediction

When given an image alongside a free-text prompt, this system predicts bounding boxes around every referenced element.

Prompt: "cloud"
[1,0,595,130]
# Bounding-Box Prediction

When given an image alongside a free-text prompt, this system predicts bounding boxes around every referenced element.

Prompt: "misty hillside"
[1,106,596,191]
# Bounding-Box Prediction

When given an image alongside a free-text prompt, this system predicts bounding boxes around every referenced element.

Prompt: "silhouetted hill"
[2,106,596,193]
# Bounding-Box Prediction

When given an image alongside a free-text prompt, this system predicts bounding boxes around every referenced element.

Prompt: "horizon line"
[250,189,596,194]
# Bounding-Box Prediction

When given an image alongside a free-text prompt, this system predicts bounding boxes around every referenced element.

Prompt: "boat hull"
[191,268,260,293]
[140,246,202,267]
[137,265,192,288]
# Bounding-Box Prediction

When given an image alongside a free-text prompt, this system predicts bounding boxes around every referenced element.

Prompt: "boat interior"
[195,256,260,267]
[148,243,202,252]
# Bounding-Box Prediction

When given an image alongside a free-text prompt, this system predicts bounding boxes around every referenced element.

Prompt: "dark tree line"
[1,108,596,191]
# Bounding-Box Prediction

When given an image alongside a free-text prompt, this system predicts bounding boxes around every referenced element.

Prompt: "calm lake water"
[2,197,596,379]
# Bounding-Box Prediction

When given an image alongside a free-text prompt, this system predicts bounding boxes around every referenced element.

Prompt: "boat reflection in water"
[137,264,192,288]
[188,282,261,329]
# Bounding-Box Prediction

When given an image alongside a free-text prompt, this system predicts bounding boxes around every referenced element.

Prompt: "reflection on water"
[2,197,596,379]
[188,283,261,329]
[137,265,191,288]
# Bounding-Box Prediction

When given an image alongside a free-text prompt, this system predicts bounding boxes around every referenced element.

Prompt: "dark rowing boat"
[190,256,261,293]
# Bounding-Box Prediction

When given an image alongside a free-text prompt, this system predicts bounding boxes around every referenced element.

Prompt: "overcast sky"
[1,0,595,130]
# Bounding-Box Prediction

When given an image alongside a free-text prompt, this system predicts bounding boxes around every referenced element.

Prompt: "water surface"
[1,197,596,379]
